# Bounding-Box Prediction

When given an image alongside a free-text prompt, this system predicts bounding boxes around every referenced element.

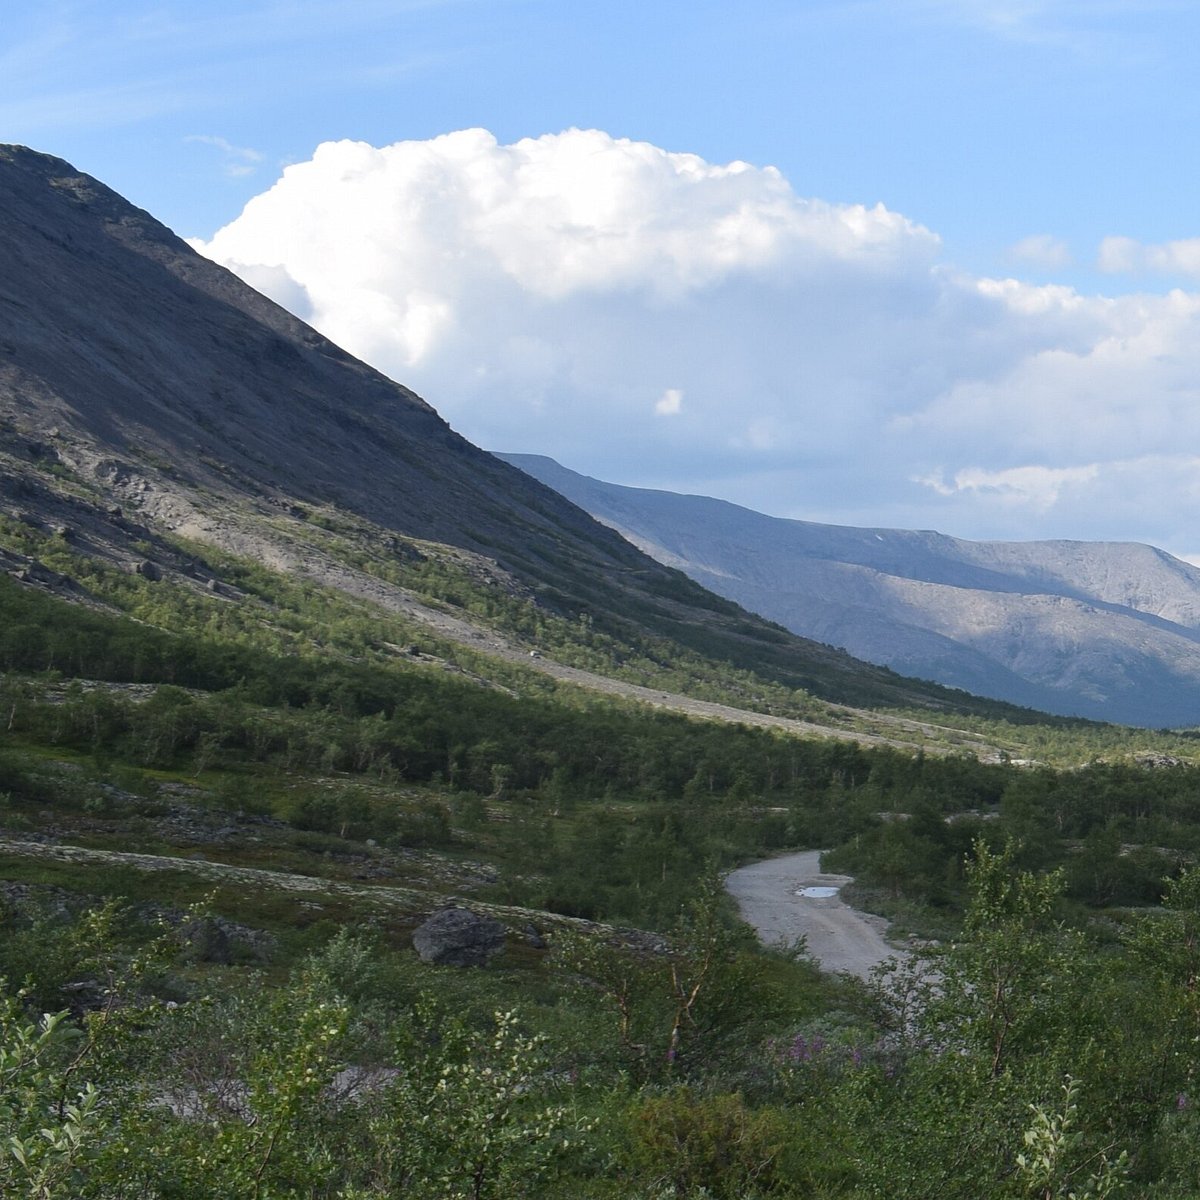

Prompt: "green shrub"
[628,1086,786,1198]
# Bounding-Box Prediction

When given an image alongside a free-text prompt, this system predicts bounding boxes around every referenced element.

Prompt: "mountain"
[0,144,1012,719]
[497,453,1200,728]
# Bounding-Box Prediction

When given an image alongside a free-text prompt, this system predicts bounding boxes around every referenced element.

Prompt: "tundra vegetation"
[6,545,1200,1196]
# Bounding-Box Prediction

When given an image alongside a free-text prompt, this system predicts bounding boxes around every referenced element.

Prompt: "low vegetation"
[6,531,1200,1196]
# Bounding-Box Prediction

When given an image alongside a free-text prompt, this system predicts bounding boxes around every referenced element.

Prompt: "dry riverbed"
[725,849,902,980]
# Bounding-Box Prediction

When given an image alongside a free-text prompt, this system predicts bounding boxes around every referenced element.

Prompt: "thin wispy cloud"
[0,0,486,137]
[1010,234,1072,269]
[0,77,216,134]
[903,0,1175,55]
[84,0,483,55]
[186,134,265,178]
[0,13,77,81]
[916,462,1101,510]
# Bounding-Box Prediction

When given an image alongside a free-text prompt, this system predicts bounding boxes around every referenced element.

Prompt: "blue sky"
[8,1,1200,554]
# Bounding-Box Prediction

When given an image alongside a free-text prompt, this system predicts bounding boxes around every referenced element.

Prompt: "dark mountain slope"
[0,144,1015,714]
[498,453,1200,727]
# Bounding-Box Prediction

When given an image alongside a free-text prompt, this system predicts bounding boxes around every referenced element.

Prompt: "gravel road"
[725,849,900,980]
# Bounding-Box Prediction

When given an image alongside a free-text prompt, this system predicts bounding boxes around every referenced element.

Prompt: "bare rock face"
[412,907,505,967]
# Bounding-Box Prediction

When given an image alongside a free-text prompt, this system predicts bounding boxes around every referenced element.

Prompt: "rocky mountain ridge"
[498,453,1200,727]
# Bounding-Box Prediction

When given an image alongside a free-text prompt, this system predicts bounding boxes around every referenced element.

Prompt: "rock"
[135,559,162,581]
[142,904,276,963]
[61,979,109,1016]
[1135,753,1184,769]
[523,922,547,950]
[15,560,62,586]
[178,916,232,964]
[412,907,506,967]
[0,881,74,921]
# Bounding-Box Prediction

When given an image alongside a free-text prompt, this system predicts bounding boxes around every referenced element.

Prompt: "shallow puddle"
[797,885,840,898]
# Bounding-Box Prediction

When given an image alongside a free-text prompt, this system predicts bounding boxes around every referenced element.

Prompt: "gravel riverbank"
[725,849,901,980]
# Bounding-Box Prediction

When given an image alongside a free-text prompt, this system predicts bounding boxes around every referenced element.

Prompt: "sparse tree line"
[6,559,1200,932]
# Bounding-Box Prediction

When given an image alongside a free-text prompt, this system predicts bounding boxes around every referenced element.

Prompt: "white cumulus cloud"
[193,128,1200,558]
[196,129,939,362]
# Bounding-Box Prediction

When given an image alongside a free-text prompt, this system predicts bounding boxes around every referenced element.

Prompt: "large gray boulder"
[412,907,506,967]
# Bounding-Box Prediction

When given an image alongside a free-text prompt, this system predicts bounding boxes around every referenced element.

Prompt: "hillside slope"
[498,453,1200,727]
[0,144,1013,716]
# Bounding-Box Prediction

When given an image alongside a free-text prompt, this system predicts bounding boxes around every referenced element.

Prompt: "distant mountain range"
[498,454,1200,728]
